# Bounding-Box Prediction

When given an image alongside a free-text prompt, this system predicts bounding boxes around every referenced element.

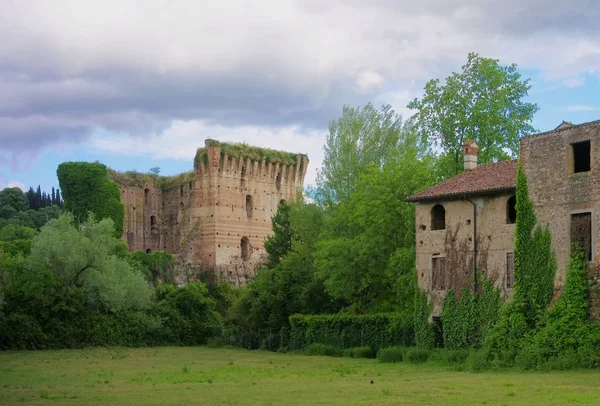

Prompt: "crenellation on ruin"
[111,138,308,285]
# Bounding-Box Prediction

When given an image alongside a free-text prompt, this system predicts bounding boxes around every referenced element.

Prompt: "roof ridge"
[523,119,600,139]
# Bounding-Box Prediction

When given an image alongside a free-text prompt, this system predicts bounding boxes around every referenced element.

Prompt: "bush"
[438,349,470,365]
[405,348,430,364]
[377,346,406,363]
[466,349,491,372]
[304,343,342,357]
[289,313,413,352]
[343,346,375,359]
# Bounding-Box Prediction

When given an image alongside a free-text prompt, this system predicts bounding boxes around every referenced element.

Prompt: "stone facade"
[520,120,600,287]
[410,119,600,316]
[114,139,308,285]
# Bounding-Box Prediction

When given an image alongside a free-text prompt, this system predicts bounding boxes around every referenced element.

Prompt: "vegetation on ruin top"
[194,139,308,168]
[107,168,195,191]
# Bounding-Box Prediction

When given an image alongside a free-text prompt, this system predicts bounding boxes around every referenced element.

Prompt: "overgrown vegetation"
[194,139,306,169]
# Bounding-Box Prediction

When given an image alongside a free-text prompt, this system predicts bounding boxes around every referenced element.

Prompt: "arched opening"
[144,188,150,202]
[145,248,151,254]
[431,204,446,230]
[275,171,282,191]
[150,215,156,227]
[506,195,517,224]
[241,236,250,261]
[180,185,184,198]
[246,195,253,218]
[279,199,286,206]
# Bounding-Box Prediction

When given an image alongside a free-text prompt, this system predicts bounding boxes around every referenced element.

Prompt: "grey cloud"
[1,0,599,168]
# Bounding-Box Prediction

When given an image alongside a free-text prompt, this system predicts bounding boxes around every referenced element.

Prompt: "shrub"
[377,346,406,363]
[343,346,375,359]
[289,313,413,352]
[466,349,491,372]
[405,348,430,364]
[304,343,342,357]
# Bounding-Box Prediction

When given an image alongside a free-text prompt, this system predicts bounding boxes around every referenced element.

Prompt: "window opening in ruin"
[189,181,192,191]
[145,248,151,254]
[507,195,517,224]
[275,171,282,192]
[246,194,253,218]
[431,204,446,230]
[240,166,246,188]
[571,212,592,261]
[241,236,250,261]
[144,188,150,202]
[180,185,184,197]
[150,215,156,227]
[506,252,514,289]
[431,256,446,291]
[572,140,591,173]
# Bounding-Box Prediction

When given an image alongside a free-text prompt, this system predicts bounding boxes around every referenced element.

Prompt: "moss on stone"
[194,139,307,169]
[108,168,195,193]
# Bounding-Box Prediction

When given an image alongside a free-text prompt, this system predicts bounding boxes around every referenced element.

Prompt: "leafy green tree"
[315,135,435,313]
[263,200,293,267]
[57,162,124,237]
[316,103,419,205]
[27,212,151,312]
[0,187,29,217]
[408,52,538,178]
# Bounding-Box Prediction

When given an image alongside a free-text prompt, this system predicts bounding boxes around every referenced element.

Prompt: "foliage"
[0,187,29,213]
[316,103,424,205]
[194,139,305,169]
[57,162,124,237]
[304,343,342,357]
[263,200,293,267]
[405,348,431,364]
[315,132,434,312]
[408,52,538,178]
[0,205,61,230]
[128,250,176,285]
[441,275,502,350]
[376,346,406,363]
[342,346,375,359]
[25,185,63,210]
[413,288,436,349]
[289,313,414,352]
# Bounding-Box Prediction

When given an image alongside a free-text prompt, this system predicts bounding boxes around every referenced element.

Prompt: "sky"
[1,0,599,193]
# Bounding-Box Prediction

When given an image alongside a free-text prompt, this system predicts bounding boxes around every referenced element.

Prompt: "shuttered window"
[432,257,446,291]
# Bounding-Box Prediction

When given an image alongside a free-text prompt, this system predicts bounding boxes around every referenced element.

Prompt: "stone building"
[408,119,600,315]
[111,139,308,285]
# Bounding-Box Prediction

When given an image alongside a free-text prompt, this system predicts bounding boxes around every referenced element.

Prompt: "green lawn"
[1,347,599,405]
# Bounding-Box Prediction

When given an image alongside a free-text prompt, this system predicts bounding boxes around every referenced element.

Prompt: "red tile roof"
[407,160,517,202]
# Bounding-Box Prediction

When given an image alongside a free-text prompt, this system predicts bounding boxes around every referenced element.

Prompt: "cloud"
[566,104,597,112]
[88,120,327,186]
[1,0,599,172]
[0,180,26,191]
[562,77,585,88]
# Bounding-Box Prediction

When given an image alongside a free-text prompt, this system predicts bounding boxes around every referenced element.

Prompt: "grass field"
[1,347,600,405]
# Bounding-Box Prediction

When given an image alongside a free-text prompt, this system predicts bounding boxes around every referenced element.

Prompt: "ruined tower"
[112,139,309,285]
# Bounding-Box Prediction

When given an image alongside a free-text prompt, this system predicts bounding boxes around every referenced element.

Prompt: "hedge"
[288,313,414,352]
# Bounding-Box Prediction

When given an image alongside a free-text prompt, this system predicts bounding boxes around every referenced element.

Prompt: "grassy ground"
[1,347,600,405]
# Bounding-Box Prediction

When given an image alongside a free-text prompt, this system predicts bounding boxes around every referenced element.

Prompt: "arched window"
[241,236,250,261]
[145,248,152,254]
[144,188,150,202]
[240,166,247,188]
[150,215,156,227]
[506,195,517,224]
[246,195,253,218]
[431,204,446,230]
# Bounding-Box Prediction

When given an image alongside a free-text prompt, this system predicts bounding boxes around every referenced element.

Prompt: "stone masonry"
[113,139,308,285]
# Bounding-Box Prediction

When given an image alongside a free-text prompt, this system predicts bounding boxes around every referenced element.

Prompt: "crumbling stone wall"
[520,121,600,289]
[115,140,308,285]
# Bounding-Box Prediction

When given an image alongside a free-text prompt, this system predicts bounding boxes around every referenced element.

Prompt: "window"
[275,171,282,192]
[506,252,514,289]
[431,256,446,290]
[572,140,591,173]
[240,166,246,188]
[180,185,184,197]
[150,215,156,227]
[144,188,150,201]
[571,212,592,261]
[431,204,446,230]
[246,194,253,218]
[506,195,517,224]
[145,248,152,254]
[241,236,250,261]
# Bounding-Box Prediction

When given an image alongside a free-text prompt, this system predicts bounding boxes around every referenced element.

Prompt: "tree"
[149,167,161,176]
[57,162,124,237]
[0,187,29,213]
[315,133,435,313]
[316,103,419,205]
[408,52,539,178]
[263,200,293,267]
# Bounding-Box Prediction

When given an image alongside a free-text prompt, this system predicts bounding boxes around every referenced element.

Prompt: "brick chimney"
[463,140,478,171]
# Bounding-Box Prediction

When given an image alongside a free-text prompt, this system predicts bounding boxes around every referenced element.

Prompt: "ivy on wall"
[57,162,125,238]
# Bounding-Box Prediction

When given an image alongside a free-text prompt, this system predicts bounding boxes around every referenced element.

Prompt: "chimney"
[463,140,478,171]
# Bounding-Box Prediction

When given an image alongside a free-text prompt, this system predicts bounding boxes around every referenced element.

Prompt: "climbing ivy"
[57,162,124,238]
[413,287,436,349]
